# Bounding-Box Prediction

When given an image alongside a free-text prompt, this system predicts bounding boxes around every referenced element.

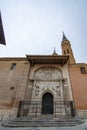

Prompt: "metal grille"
[17,101,76,118]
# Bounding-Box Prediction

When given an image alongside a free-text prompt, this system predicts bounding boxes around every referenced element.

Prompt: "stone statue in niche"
[57,90,61,97]
[56,86,61,97]
[63,78,67,86]
[27,81,33,92]
[35,85,39,96]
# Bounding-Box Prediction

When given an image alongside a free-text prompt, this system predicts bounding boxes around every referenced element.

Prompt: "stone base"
[76,110,87,118]
[0,108,18,120]
[0,110,11,120]
[2,115,84,127]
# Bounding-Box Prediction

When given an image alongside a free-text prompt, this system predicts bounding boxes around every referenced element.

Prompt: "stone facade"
[0,34,87,119]
[0,56,74,118]
[28,65,72,102]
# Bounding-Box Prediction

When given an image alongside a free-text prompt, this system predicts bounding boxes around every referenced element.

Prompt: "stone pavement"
[0,119,87,130]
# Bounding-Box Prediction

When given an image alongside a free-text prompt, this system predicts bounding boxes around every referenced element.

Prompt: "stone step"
[2,122,77,127]
[1,116,84,127]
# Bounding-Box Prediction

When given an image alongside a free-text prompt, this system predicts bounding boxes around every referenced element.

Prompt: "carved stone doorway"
[41,92,53,114]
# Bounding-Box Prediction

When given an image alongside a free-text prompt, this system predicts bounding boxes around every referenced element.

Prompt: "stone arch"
[40,90,54,99]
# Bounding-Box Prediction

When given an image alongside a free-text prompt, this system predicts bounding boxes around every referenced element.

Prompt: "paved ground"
[0,119,87,130]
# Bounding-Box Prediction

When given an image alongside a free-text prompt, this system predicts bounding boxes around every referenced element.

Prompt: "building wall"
[0,57,87,118]
[0,58,27,110]
[69,64,87,110]
[0,58,74,118]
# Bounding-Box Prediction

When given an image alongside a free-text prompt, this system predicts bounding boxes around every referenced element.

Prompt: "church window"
[80,67,86,74]
[10,63,16,70]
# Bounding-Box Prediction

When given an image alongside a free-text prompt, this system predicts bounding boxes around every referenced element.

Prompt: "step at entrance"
[1,115,84,127]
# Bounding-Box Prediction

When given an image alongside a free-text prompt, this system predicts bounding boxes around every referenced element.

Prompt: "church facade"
[0,34,87,120]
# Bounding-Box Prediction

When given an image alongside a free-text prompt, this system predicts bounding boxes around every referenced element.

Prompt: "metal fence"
[17,101,76,118]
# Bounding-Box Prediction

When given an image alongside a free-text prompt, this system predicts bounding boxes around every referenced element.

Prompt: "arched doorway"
[42,92,53,114]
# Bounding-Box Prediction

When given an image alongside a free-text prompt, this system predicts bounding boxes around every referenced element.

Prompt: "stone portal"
[17,66,74,117]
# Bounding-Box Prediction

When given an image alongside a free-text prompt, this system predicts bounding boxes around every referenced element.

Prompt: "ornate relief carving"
[56,85,62,97]
[31,67,64,100]
[34,67,62,80]
[35,85,39,96]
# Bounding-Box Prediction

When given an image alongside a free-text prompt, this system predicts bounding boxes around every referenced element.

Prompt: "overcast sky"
[0,0,87,63]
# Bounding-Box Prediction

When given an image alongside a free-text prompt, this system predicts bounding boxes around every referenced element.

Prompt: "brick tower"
[61,33,76,64]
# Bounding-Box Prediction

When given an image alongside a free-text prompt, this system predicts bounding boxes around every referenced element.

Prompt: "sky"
[0,0,87,63]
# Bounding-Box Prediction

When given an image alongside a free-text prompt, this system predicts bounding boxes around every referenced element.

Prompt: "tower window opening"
[67,49,69,54]
[64,51,66,55]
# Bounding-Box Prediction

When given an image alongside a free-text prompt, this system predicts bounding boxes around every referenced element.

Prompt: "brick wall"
[0,58,27,110]
[69,64,87,110]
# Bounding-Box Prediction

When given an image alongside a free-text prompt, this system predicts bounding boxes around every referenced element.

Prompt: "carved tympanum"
[34,67,62,80]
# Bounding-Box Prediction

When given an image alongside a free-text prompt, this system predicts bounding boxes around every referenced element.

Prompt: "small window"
[80,67,86,74]
[10,86,14,90]
[10,63,16,70]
